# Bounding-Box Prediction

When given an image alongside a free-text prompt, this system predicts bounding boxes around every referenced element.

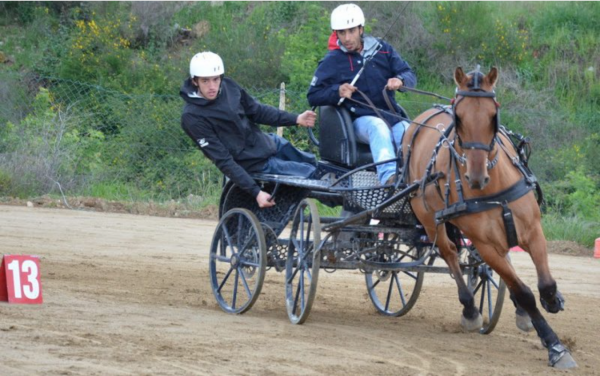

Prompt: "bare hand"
[386,77,404,91]
[339,83,357,99]
[296,110,316,128]
[256,191,275,208]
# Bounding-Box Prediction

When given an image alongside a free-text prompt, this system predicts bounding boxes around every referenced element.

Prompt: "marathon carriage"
[210,100,507,333]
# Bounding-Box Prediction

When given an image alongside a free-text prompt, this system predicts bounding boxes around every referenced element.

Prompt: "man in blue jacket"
[307,3,417,185]
[181,52,317,208]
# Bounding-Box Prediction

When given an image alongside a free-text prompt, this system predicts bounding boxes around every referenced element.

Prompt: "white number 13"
[7,260,40,299]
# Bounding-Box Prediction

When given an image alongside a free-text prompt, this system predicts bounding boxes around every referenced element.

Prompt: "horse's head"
[453,66,499,190]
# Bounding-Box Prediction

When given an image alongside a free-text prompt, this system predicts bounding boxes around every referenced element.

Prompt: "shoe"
[384,176,396,186]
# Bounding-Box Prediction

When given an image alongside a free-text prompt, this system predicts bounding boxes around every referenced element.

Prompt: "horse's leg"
[482,249,577,369]
[505,255,534,332]
[509,291,534,332]
[431,225,482,331]
[522,229,565,314]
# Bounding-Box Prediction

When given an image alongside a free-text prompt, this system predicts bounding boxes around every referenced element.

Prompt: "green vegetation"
[0,2,599,246]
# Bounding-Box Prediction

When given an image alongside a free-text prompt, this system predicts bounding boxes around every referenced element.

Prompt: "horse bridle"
[452,88,501,154]
[434,87,536,248]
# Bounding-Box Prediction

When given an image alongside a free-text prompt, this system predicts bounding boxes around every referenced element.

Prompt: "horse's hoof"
[551,352,577,369]
[541,290,565,314]
[461,313,483,332]
[515,312,534,332]
[548,343,577,369]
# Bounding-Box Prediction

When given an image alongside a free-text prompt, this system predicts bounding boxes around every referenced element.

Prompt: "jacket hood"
[180,78,214,106]
[338,35,381,59]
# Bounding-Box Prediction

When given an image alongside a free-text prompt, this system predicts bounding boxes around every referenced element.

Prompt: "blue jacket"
[307,35,416,126]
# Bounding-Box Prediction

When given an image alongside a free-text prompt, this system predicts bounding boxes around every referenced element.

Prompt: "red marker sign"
[0,255,43,304]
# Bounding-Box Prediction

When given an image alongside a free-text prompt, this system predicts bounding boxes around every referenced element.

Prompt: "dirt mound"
[0,195,220,220]
[546,240,593,257]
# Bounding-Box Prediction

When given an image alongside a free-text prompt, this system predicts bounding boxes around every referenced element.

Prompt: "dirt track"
[0,205,599,375]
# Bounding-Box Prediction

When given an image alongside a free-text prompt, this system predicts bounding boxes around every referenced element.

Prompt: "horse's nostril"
[484,177,490,186]
[465,174,471,183]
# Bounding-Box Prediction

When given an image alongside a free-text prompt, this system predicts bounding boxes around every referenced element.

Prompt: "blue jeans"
[353,116,409,184]
[262,134,317,178]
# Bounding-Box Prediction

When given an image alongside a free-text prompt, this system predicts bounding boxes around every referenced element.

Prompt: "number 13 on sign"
[0,255,43,304]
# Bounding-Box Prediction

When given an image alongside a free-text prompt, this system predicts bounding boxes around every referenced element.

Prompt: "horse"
[401,66,577,369]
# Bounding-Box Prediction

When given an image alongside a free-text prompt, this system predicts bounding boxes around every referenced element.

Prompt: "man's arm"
[181,113,262,199]
[386,43,417,89]
[307,55,344,107]
[240,89,301,128]
[239,90,316,129]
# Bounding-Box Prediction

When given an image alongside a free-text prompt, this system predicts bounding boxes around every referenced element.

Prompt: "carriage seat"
[318,106,373,169]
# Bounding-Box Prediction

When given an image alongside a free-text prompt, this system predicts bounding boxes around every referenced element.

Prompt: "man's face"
[194,75,221,100]
[335,26,363,52]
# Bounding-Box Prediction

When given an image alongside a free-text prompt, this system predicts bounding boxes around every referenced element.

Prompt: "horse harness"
[405,87,542,249]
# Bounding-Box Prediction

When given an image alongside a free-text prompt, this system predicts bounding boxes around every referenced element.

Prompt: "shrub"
[543,168,600,222]
[542,214,599,249]
[0,87,105,197]
[278,3,330,92]
[432,2,531,67]
[0,168,12,196]
[173,2,287,89]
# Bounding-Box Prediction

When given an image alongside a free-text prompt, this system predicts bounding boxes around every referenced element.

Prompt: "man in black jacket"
[181,52,317,208]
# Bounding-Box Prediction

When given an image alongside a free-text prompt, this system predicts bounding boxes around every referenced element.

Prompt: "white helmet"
[331,4,365,30]
[189,51,224,78]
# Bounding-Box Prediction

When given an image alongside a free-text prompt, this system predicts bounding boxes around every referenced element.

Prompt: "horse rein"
[343,85,502,171]
[342,77,542,244]
[347,88,401,153]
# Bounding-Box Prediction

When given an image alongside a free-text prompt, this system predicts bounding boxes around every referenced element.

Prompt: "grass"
[80,181,221,211]
[83,182,145,202]
[315,202,342,218]
[542,214,599,248]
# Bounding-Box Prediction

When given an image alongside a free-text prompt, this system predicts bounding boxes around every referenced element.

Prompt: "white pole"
[278,82,285,137]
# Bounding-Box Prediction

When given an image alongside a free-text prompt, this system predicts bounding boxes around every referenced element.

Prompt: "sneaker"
[384,176,396,186]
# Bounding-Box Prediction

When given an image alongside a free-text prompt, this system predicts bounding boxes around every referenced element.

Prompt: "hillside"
[0,1,599,246]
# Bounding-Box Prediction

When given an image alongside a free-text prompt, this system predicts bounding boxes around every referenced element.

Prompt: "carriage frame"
[208,104,507,332]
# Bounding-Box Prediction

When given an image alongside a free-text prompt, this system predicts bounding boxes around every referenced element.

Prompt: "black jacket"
[180,77,299,197]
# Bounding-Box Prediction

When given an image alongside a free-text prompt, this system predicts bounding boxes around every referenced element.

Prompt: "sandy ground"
[0,205,599,375]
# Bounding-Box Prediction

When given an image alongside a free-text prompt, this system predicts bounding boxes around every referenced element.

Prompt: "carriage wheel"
[365,244,426,317]
[209,208,267,314]
[465,253,507,334]
[217,179,236,219]
[285,199,321,325]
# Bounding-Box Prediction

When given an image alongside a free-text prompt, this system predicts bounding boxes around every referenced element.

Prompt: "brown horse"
[402,67,577,369]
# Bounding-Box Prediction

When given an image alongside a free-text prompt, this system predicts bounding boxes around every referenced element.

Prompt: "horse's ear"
[486,66,499,88]
[454,67,466,86]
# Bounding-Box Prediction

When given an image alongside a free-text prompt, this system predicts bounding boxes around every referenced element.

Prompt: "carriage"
[207,67,577,369]
[210,100,506,331]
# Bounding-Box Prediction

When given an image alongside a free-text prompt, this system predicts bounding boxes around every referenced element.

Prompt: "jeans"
[262,134,317,178]
[353,116,409,184]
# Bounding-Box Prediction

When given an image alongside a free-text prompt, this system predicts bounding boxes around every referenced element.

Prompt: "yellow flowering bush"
[435,2,530,64]
[63,16,133,80]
